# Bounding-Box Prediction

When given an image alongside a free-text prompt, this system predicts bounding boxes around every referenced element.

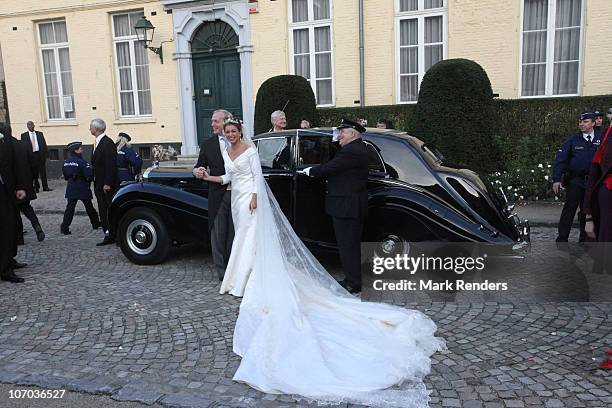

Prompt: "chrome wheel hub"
[126,219,158,256]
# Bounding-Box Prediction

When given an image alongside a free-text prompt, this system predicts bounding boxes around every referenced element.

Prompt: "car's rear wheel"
[375,232,411,258]
[366,208,429,258]
[118,207,170,265]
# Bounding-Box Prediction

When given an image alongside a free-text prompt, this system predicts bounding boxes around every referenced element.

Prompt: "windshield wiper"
[421,143,445,164]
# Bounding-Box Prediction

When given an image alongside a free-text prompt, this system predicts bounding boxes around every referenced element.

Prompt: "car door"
[255,133,294,223]
[294,130,338,246]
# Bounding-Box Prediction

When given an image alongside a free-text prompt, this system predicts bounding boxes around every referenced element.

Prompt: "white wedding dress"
[218,139,445,407]
[219,146,260,297]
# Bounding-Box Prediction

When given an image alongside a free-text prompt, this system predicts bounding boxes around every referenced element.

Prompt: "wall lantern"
[134,16,164,64]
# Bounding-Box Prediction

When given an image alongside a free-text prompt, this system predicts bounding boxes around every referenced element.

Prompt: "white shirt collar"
[583,132,594,141]
[96,134,106,145]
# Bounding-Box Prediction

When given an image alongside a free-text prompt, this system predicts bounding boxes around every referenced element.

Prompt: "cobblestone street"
[0,204,611,407]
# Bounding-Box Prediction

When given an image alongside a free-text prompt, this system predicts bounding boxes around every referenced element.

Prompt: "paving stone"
[544,399,564,408]
[65,378,121,395]
[112,384,164,405]
[160,393,213,408]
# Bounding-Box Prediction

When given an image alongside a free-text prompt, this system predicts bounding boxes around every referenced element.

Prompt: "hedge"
[413,58,499,173]
[318,95,612,200]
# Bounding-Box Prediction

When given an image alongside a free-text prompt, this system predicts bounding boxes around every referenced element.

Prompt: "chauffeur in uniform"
[304,118,370,293]
[552,112,602,242]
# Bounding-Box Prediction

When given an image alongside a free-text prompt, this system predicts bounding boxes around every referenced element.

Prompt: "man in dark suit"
[21,121,52,192]
[12,134,45,242]
[193,109,235,281]
[304,118,370,293]
[90,118,119,246]
[0,123,28,283]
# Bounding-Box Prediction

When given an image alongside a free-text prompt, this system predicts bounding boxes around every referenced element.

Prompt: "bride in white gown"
[202,119,445,408]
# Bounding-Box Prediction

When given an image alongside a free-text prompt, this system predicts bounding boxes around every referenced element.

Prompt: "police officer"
[552,112,602,242]
[60,141,101,235]
[116,132,143,183]
[303,118,370,293]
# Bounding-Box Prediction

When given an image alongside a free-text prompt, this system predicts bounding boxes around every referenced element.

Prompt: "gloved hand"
[298,167,313,176]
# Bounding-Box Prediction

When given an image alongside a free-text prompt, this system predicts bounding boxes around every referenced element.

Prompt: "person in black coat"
[21,121,52,192]
[193,109,235,281]
[61,141,101,235]
[0,123,28,283]
[11,135,45,242]
[304,119,370,293]
[89,118,119,246]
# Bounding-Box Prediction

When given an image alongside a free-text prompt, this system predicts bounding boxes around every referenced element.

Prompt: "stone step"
[167,154,198,166]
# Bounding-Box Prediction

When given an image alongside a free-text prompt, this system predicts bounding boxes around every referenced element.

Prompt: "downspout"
[358,0,365,107]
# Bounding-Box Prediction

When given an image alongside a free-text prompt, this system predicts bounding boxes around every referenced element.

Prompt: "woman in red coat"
[583,113,612,274]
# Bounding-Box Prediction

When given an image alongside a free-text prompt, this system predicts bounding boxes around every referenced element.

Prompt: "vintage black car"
[109,128,530,265]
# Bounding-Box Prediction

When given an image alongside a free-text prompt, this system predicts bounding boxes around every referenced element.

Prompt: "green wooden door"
[191,21,242,145]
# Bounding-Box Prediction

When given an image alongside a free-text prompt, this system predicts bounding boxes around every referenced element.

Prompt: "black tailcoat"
[195,135,227,231]
[92,135,119,190]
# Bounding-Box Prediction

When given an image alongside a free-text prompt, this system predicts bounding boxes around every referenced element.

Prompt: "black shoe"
[338,279,361,294]
[43,188,53,192]
[34,225,45,242]
[92,222,101,230]
[10,260,27,269]
[96,236,116,246]
[61,229,71,235]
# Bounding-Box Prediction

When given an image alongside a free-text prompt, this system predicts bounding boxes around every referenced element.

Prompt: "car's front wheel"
[117,207,171,265]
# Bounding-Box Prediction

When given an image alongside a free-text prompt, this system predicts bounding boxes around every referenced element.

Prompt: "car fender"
[367,183,511,243]
[109,182,209,243]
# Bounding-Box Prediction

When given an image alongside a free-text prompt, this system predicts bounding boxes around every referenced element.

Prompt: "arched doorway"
[191,21,242,144]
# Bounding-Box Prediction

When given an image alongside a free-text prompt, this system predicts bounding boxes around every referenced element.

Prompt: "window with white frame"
[38,20,75,120]
[396,0,446,103]
[289,0,333,106]
[521,0,583,97]
[112,11,152,116]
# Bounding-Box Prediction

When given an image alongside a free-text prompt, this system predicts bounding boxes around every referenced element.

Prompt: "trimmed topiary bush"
[414,58,501,173]
[254,75,319,135]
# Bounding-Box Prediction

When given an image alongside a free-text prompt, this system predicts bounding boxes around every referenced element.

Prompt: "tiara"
[224,118,243,126]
